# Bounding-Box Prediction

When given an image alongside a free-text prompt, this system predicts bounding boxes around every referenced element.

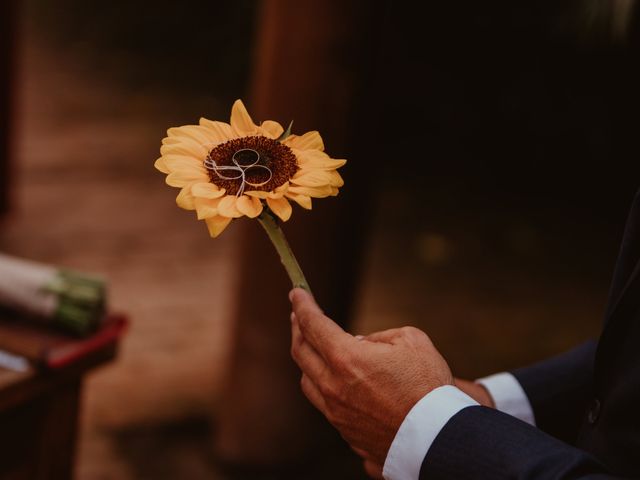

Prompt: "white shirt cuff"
[476,372,535,426]
[382,385,478,480]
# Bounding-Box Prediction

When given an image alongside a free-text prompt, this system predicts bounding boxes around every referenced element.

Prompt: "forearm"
[384,380,608,480]
[457,340,597,441]
[512,340,597,442]
[421,406,622,480]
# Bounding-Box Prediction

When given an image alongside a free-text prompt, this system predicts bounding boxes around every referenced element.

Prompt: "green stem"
[257,209,311,294]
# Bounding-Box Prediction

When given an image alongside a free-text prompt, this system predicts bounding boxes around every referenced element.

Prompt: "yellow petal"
[154,157,170,174]
[162,154,204,172]
[245,189,285,199]
[205,216,232,238]
[160,138,207,158]
[288,184,333,198]
[191,182,225,199]
[259,120,284,139]
[176,187,196,210]
[236,195,263,218]
[167,125,217,146]
[199,118,236,143]
[244,190,270,199]
[194,197,221,219]
[285,192,312,210]
[275,182,290,193]
[163,130,207,146]
[266,197,292,221]
[166,170,209,187]
[162,136,183,145]
[217,195,243,218]
[294,149,347,169]
[230,99,259,136]
[285,131,324,151]
[328,171,344,187]
[291,170,334,187]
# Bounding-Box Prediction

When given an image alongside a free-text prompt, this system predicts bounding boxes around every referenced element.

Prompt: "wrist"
[453,377,495,408]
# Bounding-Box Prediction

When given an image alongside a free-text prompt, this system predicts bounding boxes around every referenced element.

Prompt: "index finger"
[289,288,353,360]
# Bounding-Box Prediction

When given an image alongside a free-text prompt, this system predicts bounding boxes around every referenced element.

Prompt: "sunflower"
[154,100,345,237]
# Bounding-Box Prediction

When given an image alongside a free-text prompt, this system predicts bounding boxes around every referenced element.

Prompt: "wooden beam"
[213,0,378,470]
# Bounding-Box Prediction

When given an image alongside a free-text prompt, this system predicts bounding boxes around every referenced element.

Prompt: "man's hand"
[289,288,454,472]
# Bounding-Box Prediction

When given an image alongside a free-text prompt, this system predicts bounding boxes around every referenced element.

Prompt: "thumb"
[289,288,352,356]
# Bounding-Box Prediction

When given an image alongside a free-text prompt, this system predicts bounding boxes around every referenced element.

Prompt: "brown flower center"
[205,136,298,195]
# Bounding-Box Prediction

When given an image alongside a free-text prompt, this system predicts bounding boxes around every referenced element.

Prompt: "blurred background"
[1,0,639,478]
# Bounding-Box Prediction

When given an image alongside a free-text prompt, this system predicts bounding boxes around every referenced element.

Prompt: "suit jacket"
[420,190,640,479]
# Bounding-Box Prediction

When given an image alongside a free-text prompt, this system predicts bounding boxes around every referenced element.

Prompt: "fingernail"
[355,335,364,341]
[290,312,296,323]
[289,289,296,302]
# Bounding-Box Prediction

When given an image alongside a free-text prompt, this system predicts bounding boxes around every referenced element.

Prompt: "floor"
[0,4,624,479]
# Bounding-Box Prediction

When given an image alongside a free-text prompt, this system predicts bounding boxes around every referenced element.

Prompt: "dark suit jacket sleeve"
[511,340,597,443]
[420,406,623,480]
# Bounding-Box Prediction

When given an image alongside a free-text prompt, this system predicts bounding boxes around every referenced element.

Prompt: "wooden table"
[0,315,126,480]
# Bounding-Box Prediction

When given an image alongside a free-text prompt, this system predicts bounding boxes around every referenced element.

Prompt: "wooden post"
[0,0,15,215]
[213,0,377,470]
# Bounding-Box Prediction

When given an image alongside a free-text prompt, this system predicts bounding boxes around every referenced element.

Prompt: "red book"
[0,313,127,370]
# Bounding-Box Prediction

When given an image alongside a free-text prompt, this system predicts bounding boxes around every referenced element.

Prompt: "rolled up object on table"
[0,253,107,336]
